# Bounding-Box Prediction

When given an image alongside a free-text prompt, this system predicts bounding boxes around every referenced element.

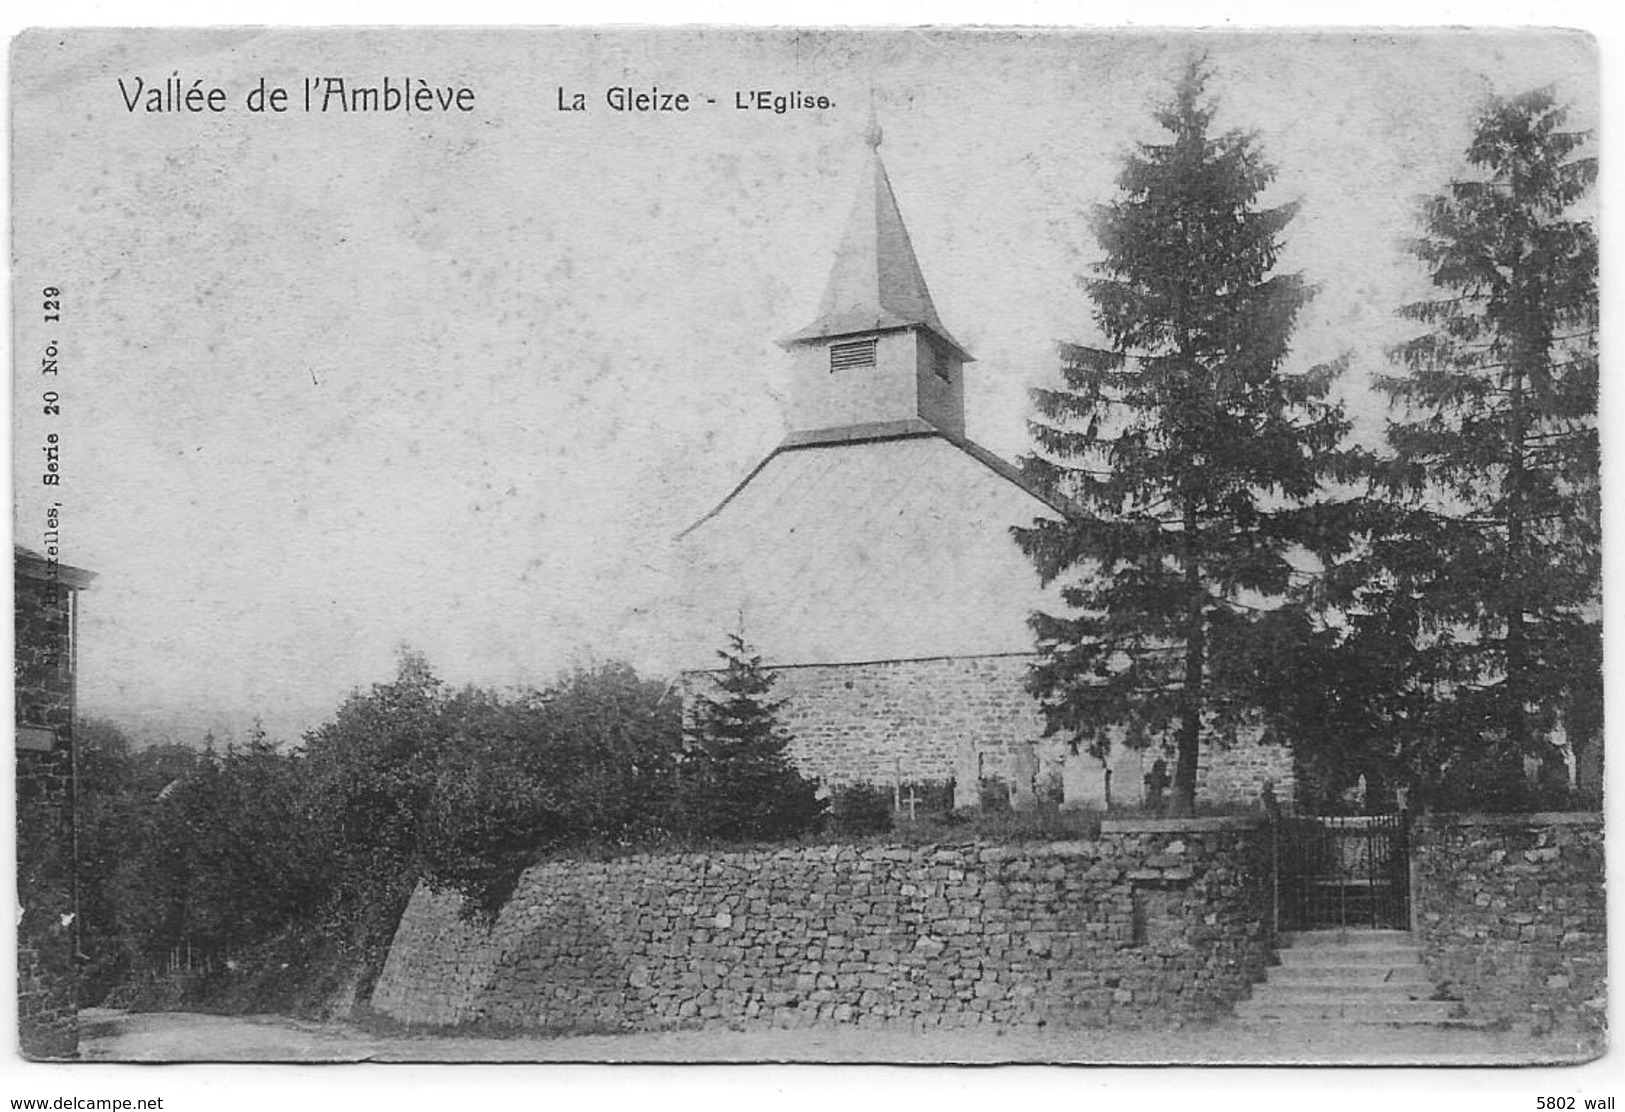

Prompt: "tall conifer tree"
[1016,61,1359,813]
[1358,89,1598,806]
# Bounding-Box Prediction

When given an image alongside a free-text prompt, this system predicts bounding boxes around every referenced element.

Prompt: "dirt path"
[76,1008,1600,1065]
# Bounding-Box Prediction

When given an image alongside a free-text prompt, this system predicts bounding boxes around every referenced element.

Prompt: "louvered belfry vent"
[932,343,950,381]
[830,338,878,371]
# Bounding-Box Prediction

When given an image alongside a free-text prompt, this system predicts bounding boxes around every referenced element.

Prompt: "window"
[932,344,950,382]
[830,338,877,371]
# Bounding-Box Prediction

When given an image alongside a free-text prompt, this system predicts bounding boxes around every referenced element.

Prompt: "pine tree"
[1362,88,1598,807]
[1015,61,1361,814]
[680,634,825,841]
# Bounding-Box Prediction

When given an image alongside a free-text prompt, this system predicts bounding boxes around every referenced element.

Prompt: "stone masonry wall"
[371,819,1272,1034]
[1412,813,1605,1037]
[684,653,1295,808]
[1194,733,1295,809]
[14,566,80,1058]
[767,654,1039,787]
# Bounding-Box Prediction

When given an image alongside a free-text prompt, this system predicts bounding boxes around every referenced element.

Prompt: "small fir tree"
[1015,60,1362,814]
[681,634,825,841]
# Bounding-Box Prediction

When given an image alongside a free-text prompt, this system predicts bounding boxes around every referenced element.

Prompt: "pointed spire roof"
[784,122,972,361]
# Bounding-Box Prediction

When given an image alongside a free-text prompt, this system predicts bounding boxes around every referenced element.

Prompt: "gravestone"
[953,742,982,810]
[1010,743,1040,812]
[1062,752,1110,810]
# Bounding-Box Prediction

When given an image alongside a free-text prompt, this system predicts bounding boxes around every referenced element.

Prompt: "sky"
[10,26,1600,748]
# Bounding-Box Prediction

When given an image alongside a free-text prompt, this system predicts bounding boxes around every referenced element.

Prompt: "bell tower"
[780,120,973,440]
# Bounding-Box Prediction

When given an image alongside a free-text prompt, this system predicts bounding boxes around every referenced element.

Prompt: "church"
[674,123,1293,811]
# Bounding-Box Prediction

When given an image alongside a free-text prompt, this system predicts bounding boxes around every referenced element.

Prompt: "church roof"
[682,423,1073,541]
[674,429,1069,669]
[782,130,972,362]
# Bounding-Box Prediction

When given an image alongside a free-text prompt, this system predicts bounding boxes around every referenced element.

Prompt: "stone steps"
[1254,978,1433,999]
[1265,965,1433,987]
[1235,929,1469,1029]
[1278,928,1414,947]
[1275,950,1429,968]
[1234,999,1463,1025]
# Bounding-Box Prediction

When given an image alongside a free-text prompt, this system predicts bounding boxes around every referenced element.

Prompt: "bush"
[829,783,894,836]
[868,804,1105,845]
[978,776,1011,813]
[894,779,956,821]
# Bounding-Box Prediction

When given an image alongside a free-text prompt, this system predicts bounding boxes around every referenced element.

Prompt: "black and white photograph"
[8,17,1607,1094]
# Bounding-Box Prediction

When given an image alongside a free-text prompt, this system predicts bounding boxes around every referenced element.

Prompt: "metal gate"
[1274,814,1411,931]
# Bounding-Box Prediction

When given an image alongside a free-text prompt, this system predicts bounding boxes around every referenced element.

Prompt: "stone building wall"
[766,654,1042,788]
[683,653,1294,808]
[1412,813,1605,1037]
[1194,733,1295,810]
[371,818,1273,1034]
[14,558,83,1058]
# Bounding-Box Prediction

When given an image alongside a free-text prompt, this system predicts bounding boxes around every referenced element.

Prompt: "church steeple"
[781,121,973,440]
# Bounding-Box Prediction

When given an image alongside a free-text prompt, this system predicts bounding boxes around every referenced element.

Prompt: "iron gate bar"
[1275,813,1411,932]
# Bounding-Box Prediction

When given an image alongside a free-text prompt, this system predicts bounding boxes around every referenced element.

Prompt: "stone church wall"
[767,654,1042,789]
[1194,734,1295,809]
[683,653,1295,809]
[1412,813,1605,1037]
[371,818,1273,1033]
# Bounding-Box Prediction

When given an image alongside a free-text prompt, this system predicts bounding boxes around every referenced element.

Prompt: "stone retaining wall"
[371,819,1272,1033]
[1412,813,1605,1035]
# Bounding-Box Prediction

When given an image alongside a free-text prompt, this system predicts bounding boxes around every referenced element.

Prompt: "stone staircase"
[1235,929,1468,1027]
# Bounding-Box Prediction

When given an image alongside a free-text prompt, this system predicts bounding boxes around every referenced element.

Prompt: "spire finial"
[864,90,883,150]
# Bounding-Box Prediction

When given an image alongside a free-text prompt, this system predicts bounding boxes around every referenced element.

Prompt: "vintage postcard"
[10,24,1604,1085]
